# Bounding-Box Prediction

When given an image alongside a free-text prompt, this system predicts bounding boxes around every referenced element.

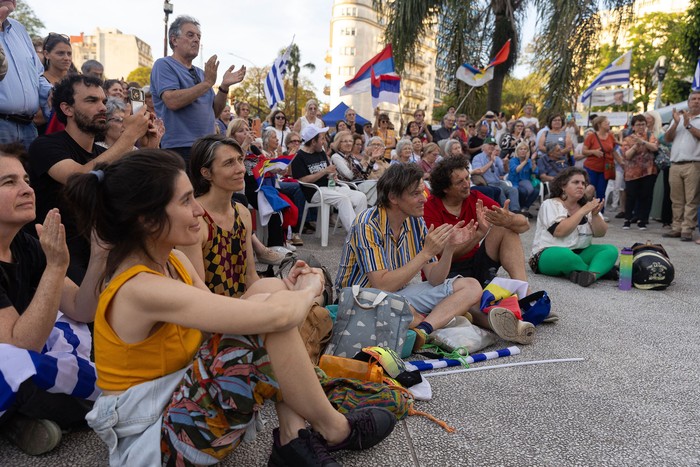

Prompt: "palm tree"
[374,0,635,114]
[286,44,316,121]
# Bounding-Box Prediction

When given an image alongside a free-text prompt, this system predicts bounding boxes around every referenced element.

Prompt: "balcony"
[403,89,426,100]
[323,85,331,96]
[405,71,427,85]
[324,68,331,80]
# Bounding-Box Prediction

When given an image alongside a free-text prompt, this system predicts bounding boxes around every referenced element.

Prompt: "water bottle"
[327,174,337,190]
[619,247,633,291]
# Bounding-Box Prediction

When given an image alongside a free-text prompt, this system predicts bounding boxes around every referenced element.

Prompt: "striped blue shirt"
[335,206,435,291]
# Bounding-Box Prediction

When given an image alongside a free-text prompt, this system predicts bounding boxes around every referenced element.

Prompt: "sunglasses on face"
[288,139,301,144]
[275,115,286,120]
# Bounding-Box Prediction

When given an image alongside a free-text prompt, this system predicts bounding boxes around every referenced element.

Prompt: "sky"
[22,0,538,105]
[23,0,334,100]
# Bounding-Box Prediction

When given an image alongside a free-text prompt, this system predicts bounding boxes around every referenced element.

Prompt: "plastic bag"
[427,316,496,355]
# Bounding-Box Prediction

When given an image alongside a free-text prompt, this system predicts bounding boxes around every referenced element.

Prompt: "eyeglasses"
[288,139,302,144]
[187,67,201,85]
[108,117,124,123]
[275,115,286,120]
[43,32,70,49]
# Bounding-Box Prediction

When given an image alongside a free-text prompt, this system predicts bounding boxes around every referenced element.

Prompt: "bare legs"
[484,226,528,282]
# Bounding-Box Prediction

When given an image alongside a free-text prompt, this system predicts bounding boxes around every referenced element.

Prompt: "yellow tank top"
[94,253,202,392]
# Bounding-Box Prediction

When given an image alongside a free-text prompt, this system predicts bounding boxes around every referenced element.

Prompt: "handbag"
[631,242,674,290]
[654,145,671,171]
[325,286,414,358]
[594,133,616,180]
[518,291,551,325]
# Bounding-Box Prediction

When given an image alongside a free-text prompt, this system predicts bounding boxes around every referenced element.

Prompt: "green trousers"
[537,244,618,280]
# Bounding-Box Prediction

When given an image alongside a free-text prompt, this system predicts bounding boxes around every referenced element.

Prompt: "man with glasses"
[412,109,433,143]
[433,113,456,144]
[151,15,246,167]
[0,0,52,149]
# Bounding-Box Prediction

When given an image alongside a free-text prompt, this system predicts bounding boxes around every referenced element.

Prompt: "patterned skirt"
[160,333,280,466]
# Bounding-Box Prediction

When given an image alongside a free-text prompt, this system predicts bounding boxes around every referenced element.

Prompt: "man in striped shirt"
[335,164,484,350]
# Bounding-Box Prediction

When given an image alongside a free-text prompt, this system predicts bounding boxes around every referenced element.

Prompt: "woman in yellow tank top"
[64,150,395,466]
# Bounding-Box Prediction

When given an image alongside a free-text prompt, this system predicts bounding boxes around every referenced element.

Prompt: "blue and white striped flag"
[264,40,294,109]
[580,50,632,103]
[0,312,99,417]
[692,58,700,91]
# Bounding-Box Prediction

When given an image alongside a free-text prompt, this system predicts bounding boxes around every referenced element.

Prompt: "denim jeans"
[0,120,38,150]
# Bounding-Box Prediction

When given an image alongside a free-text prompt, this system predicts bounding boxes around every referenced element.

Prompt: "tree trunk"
[487,0,519,112]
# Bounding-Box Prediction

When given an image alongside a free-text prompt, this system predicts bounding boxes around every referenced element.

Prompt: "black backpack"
[631,242,674,290]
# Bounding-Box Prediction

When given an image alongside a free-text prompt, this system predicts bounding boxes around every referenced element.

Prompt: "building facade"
[71,28,153,80]
[328,0,438,129]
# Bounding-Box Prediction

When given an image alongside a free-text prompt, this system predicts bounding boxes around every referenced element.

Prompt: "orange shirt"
[94,253,202,392]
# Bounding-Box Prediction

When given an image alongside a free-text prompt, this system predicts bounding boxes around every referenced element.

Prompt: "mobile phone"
[129,88,146,113]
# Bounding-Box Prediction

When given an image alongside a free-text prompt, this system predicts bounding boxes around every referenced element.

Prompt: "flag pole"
[455,86,476,114]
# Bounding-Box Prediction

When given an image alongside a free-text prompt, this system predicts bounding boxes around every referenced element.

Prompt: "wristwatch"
[686,125,693,130]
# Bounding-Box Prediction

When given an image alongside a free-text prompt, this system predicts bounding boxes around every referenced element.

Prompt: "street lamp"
[163,1,174,58]
[653,55,667,110]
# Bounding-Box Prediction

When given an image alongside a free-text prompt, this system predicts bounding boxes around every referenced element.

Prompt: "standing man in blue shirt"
[150,15,246,168]
[0,0,52,149]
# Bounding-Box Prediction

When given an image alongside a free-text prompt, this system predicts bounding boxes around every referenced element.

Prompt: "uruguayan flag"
[692,58,700,91]
[0,312,99,417]
[264,40,293,109]
[580,50,632,103]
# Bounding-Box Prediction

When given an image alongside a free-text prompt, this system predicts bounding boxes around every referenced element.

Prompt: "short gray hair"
[396,138,413,155]
[367,136,384,147]
[105,97,126,117]
[262,128,278,148]
[81,60,103,76]
[168,16,200,50]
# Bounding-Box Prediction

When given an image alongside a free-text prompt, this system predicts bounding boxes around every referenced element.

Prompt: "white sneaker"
[487,307,535,345]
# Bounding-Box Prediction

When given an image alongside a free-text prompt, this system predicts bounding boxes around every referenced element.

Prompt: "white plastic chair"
[298,182,341,247]
[539,181,550,204]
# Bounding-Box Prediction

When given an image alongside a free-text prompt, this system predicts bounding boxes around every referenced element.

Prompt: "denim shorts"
[398,276,460,315]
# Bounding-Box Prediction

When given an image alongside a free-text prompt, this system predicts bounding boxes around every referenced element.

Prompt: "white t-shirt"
[520,116,539,130]
[531,198,601,255]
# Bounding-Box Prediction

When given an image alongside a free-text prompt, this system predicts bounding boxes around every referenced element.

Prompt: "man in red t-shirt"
[424,156,531,284]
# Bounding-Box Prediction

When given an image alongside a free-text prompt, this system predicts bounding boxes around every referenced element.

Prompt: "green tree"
[500,73,547,118]
[126,66,152,86]
[591,12,684,112]
[286,44,316,122]
[229,66,270,118]
[679,0,700,77]
[374,0,635,114]
[12,2,45,38]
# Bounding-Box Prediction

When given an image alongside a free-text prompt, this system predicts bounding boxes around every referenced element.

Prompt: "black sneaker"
[638,222,647,231]
[622,221,631,230]
[1,415,62,456]
[614,211,626,219]
[326,407,396,452]
[268,428,340,467]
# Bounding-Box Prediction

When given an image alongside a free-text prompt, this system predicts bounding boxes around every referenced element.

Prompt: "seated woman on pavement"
[65,150,396,466]
[0,149,103,456]
[530,167,618,287]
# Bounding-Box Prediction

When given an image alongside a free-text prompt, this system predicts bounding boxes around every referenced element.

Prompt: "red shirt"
[583,132,615,173]
[423,191,499,262]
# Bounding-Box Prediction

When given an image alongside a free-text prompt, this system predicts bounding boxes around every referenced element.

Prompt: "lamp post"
[653,55,667,110]
[228,52,263,118]
[163,1,174,58]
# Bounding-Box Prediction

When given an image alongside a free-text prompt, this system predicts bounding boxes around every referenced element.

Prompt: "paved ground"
[1,207,699,466]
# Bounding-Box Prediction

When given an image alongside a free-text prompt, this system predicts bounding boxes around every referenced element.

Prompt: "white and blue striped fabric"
[692,58,700,91]
[0,312,99,418]
[264,41,293,109]
[580,50,632,103]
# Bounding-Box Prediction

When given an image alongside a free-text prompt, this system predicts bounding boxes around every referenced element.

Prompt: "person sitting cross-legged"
[336,163,535,349]
[424,155,531,287]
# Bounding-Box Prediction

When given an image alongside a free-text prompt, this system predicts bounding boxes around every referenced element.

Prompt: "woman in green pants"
[529,167,618,287]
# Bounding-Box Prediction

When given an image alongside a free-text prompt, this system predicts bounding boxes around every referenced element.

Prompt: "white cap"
[301,125,329,143]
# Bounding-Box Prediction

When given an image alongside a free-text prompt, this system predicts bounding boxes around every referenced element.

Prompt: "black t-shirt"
[469,135,485,151]
[28,131,106,285]
[0,232,46,315]
[433,126,452,143]
[291,149,330,201]
[28,131,106,238]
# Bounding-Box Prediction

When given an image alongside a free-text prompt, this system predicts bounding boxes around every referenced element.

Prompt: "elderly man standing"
[433,113,456,143]
[345,107,363,136]
[150,15,245,166]
[0,0,52,148]
[663,91,700,243]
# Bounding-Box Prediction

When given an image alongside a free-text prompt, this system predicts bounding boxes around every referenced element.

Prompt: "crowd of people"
[1,5,699,465]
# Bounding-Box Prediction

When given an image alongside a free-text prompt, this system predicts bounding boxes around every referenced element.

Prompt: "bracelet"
[218,86,229,94]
